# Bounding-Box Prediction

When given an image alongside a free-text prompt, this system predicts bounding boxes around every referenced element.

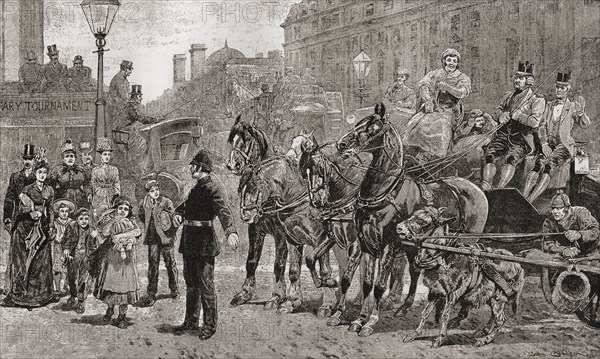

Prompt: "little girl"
[94,196,141,329]
[50,199,76,296]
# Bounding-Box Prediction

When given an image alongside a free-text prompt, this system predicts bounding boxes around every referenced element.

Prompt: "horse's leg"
[351,255,366,306]
[475,294,508,347]
[348,253,376,333]
[448,301,470,329]
[317,248,336,318]
[359,245,396,337]
[264,229,289,310]
[432,292,460,348]
[231,223,263,306]
[328,234,362,327]
[404,295,439,343]
[383,254,407,310]
[305,234,336,289]
[395,251,421,317]
[277,244,304,314]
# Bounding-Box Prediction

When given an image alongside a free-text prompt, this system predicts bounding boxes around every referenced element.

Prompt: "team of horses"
[225,103,522,347]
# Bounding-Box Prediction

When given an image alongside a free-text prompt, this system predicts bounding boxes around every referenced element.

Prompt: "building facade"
[281,0,600,115]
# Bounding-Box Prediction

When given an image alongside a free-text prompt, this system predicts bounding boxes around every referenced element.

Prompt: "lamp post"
[80,0,121,152]
[352,50,372,108]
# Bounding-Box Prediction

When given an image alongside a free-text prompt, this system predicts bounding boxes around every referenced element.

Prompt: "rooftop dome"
[206,40,245,65]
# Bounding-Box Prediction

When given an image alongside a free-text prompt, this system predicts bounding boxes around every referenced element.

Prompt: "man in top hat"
[18,50,42,94]
[79,142,97,174]
[2,144,37,295]
[67,55,93,93]
[482,61,546,190]
[541,191,599,259]
[48,139,92,210]
[107,60,134,137]
[40,44,68,93]
[385,67,417,114]
[172,150,239,340]
[522,72,591,203]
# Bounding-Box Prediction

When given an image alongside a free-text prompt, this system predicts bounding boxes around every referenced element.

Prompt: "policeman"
[173,150,239,340]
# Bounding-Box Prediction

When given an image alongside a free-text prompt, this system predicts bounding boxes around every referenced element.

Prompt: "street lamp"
[352,50,372,108]
[80,0,121,150]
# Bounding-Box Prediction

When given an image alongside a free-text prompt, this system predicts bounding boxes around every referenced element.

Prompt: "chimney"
[173,54,187,83]
[190,43,207,80]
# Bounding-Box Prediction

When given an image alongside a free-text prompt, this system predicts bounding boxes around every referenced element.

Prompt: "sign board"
[325,91,343,112]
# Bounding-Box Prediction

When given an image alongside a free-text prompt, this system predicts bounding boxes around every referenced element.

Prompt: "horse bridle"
[231,137,255,169]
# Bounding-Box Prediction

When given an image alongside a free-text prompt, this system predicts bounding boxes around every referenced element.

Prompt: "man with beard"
[522,72,591,203]
[482,61,546,190]
[403,48,471,161]
[384,67,417,114]
[2,145,37,295]
[48,139,92,210]
[40,45,68,93]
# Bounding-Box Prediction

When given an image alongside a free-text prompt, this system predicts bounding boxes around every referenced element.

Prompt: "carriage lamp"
[80,0,122,156]
[353,50,372,108]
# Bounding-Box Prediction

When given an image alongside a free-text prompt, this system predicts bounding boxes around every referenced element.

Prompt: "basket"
[551,267,591,314]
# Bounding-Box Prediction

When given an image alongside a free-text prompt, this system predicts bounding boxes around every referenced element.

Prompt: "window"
[365,3,374,16]
[160,132,192,161]
[451,14,461,31]
[471,11,480,27]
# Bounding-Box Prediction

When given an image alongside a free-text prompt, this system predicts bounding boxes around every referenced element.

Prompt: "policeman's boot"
[527,173,551,203]
[497,164,516,188]
[481,163,496,192]
[522,171,539,198]
[174,288,200,334]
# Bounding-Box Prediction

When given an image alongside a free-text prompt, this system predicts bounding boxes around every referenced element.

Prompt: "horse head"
[287,129,317,159]
[338,102,388,153]
[227,114,271,174]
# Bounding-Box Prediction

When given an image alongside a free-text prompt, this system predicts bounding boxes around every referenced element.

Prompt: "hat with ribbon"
[52,199,76,214]
[96,137,113,153]
[61,139,76,155]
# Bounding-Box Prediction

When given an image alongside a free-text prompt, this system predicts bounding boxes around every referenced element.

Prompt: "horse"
[227,115,290,310]
[239,155,338,315]
[396,207,525,347]
[336,102,489,337]
[227,116,335,315]
[292,131,420,326]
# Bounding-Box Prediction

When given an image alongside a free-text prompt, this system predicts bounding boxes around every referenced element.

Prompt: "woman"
[4,160,55,307]
[90,137,121,223]
[48,139,91,210]
[403,48,471,161]
[93,196,141,329]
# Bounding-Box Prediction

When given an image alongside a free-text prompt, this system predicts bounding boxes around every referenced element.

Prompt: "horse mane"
[228,115,272,160]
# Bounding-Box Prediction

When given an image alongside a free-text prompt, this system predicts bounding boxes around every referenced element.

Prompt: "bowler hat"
[121,60,134,70]
[73,55,84,64]
[22,144,36,159]
[190,150,213,173]
[24,50,37,61]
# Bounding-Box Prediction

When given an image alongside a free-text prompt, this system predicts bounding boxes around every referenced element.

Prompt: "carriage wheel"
[575,291,600,328]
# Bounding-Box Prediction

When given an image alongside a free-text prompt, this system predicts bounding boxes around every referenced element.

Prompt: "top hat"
[80,142,92,153]
[24,50,37,61]
[120,60,134,70]
[61,139,76,155]
[96,137,113,153]
[52,199,76,214]
[47,44,59,56]
[190,149,213,173]
[73,55,84,64]
[22,144,36,159]
[556,72,571,85]
[516,61,535,77]
[131,84,142,95]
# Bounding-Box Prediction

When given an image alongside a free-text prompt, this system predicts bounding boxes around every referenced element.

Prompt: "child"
[138,179,178,307]
[50,199,76,296]
[94,196,141,329]
[63,207,98,313]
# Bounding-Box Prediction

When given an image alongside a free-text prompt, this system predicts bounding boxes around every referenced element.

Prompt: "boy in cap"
[138,179,178,306]
[172,149,239,340]
[63,207,98,312]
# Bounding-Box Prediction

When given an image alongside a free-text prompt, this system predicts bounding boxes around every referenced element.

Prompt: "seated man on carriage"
[402,48,471,162]
[542,191,600,260]
[384,67,417,114]
[522,72,591,203]
[482,61,546,191]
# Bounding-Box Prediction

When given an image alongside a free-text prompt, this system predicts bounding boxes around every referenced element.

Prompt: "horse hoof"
[317,307,332,318]
[263,298,279,311]
[394,307,408,317]
[431,337,445,348]
[403,333,417,343]
[358,326,374,337]
[347,323,362,333]
[277,301,294,314]
[230,292,252,306]
[327,316,341,327]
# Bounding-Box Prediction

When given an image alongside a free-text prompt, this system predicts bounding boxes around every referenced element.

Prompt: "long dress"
[8,183,55,307]
[48,164,91,209]
[403,68,471,159]
[93,210,141,305]
[91,164,120,221]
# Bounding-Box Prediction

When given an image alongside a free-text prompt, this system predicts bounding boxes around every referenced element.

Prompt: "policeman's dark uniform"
[175,150,237,338]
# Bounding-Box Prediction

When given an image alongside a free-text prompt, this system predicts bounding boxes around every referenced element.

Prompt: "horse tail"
[510,265,526,316]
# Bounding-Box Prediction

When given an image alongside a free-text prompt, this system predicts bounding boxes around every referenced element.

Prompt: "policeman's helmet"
[190,150,213,173]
